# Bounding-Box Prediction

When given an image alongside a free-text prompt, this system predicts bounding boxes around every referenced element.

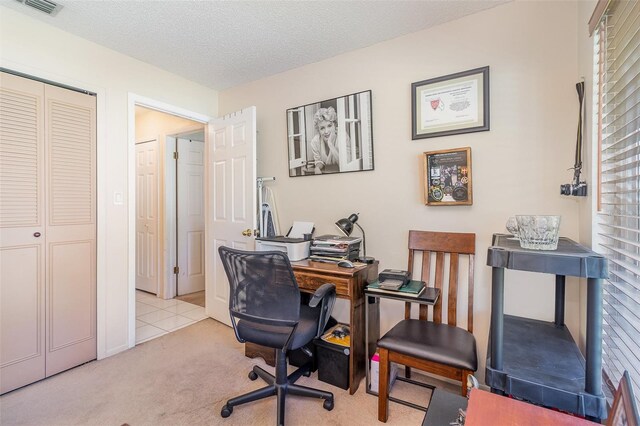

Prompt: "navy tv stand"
[485,234,609,420]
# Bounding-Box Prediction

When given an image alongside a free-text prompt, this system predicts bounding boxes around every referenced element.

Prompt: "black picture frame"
[412,66,489,140]
[286,90,374,177]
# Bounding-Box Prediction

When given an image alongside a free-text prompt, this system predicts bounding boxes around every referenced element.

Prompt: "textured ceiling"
[4,0,509,90]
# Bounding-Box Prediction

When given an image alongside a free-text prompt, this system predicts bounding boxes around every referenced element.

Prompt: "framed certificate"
[412,67,489,140]
[423,147,472,206]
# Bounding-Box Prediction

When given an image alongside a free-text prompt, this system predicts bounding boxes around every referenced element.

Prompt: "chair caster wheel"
[323,399,334,411]
[248,371,258,381]
[303,370,311,377]
[220,405,233,418]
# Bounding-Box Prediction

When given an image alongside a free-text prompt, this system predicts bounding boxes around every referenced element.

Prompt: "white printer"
[255,221,313,261]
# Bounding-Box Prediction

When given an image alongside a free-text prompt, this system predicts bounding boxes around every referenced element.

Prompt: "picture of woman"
[286,90,374,177]
[310,107,348,174]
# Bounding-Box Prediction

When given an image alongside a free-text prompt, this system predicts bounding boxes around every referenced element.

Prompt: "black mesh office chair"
[217,246,336,425]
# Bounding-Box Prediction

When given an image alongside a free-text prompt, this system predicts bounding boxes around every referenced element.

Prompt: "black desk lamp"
[335,213,375,264]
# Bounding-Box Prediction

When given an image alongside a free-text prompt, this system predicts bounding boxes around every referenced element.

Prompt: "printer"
[255,221,313,261]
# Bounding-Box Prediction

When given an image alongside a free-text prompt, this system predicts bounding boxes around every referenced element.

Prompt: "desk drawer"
[295,273,350,298]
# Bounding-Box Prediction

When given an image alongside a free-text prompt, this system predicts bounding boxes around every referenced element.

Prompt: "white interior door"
[177,137,205,295]
[135,139,158,294]
[206,107,256,326]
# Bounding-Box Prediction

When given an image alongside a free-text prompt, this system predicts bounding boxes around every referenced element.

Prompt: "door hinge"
[173,266,179,274]
[173,151,179,160]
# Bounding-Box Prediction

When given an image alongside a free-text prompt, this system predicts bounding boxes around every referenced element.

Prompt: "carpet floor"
[0,319,445,425]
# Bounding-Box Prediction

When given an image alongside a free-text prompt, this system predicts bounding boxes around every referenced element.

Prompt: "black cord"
[574,81,585,185]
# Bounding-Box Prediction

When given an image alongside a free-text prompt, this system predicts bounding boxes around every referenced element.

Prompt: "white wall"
[0,6,218,358]
[220,1,582,379]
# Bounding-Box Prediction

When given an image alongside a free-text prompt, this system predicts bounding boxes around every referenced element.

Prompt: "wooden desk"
[466,390,594,425]
[245,260,378,395]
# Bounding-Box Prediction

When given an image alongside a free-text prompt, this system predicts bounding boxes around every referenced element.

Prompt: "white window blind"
[594,0,640,403]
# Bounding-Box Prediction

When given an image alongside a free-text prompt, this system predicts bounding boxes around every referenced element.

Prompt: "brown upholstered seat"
[377,230,477,423]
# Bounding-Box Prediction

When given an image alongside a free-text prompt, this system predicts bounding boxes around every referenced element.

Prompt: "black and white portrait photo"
[287,90,374,177]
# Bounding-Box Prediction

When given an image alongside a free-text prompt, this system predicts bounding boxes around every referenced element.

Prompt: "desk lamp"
[335,213,375,264]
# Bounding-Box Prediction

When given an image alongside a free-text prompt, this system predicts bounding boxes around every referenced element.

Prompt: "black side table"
[486,234,609,420]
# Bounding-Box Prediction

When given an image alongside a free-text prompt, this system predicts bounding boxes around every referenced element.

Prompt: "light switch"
[114,191,124,205]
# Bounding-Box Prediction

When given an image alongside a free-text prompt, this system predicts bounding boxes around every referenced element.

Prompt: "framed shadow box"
[423,147,472,206]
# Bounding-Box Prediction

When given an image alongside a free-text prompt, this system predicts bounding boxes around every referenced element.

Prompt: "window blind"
[595,0,640,403]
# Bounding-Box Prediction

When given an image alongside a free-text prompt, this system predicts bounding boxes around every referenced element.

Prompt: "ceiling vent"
[16,0,63,16]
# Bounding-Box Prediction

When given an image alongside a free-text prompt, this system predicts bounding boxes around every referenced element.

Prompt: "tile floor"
[135,290,208,344]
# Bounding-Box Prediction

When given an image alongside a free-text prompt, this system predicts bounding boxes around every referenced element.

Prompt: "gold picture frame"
[423,147,472,206]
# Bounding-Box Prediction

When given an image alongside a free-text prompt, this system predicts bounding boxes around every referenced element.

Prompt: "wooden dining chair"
[377,230,477,422]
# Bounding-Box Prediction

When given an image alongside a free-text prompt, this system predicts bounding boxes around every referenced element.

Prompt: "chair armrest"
[309,283,336,307]
[308,283,336,338]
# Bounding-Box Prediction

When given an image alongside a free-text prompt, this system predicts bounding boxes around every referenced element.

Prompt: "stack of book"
[309,235,362,262]
[366,280,426,298]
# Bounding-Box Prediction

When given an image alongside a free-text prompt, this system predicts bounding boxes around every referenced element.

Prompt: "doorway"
[133,106,207,344]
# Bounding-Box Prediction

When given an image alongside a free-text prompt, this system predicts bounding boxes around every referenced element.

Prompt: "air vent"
[16,0,63,16]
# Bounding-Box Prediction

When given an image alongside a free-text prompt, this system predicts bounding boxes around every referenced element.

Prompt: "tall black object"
[335,213,375,263]
[217,247,337,425]
[485,234,609,420]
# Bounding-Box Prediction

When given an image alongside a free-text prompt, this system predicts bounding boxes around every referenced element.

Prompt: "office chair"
[377,230,477,422]
[217,246,336,426]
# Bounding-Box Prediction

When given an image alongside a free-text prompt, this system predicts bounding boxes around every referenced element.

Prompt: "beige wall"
[220,0,582,379]
[135,107,203,143]
[0,6,218,358]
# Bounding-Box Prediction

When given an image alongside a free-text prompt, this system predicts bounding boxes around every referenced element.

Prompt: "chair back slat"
[468,255,475,333]
[406,230,476,332]
[448,253,459,327]
[433,251,445,324]
[418,249,432,320]
[405,250,416,319]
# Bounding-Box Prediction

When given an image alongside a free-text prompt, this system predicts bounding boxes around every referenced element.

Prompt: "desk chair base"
[220,349,334,426]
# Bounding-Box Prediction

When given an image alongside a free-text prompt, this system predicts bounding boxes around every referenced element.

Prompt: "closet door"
[0,72,46,394]
[44,85,96,376]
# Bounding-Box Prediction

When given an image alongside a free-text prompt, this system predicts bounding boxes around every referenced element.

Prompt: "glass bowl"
[505,217,519,237]
[515,215,561,250]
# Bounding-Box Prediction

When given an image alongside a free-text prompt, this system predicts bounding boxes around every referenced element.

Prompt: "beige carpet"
[0,319,451,425]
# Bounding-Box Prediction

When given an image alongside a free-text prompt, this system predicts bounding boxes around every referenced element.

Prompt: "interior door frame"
[127,94,210,349]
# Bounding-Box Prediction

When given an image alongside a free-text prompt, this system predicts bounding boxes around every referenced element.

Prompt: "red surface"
[466,390,594,426]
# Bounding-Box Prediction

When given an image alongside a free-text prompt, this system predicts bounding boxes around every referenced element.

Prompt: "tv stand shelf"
[486,234,609,420]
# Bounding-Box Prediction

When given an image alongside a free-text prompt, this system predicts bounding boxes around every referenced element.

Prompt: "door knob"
[242,229,252,237]
[33,232,41,237]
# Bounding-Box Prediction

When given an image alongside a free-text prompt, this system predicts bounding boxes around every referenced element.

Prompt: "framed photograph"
[286,90,374,177]
[412,66,489,140]
[423,147,472,206]
[609,371,639,426]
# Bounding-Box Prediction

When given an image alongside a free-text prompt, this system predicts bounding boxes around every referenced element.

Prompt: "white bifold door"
[0,71,96,394]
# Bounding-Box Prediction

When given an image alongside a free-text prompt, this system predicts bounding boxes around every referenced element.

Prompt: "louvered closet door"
[44,84,96,377]
[0,72,46,394]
